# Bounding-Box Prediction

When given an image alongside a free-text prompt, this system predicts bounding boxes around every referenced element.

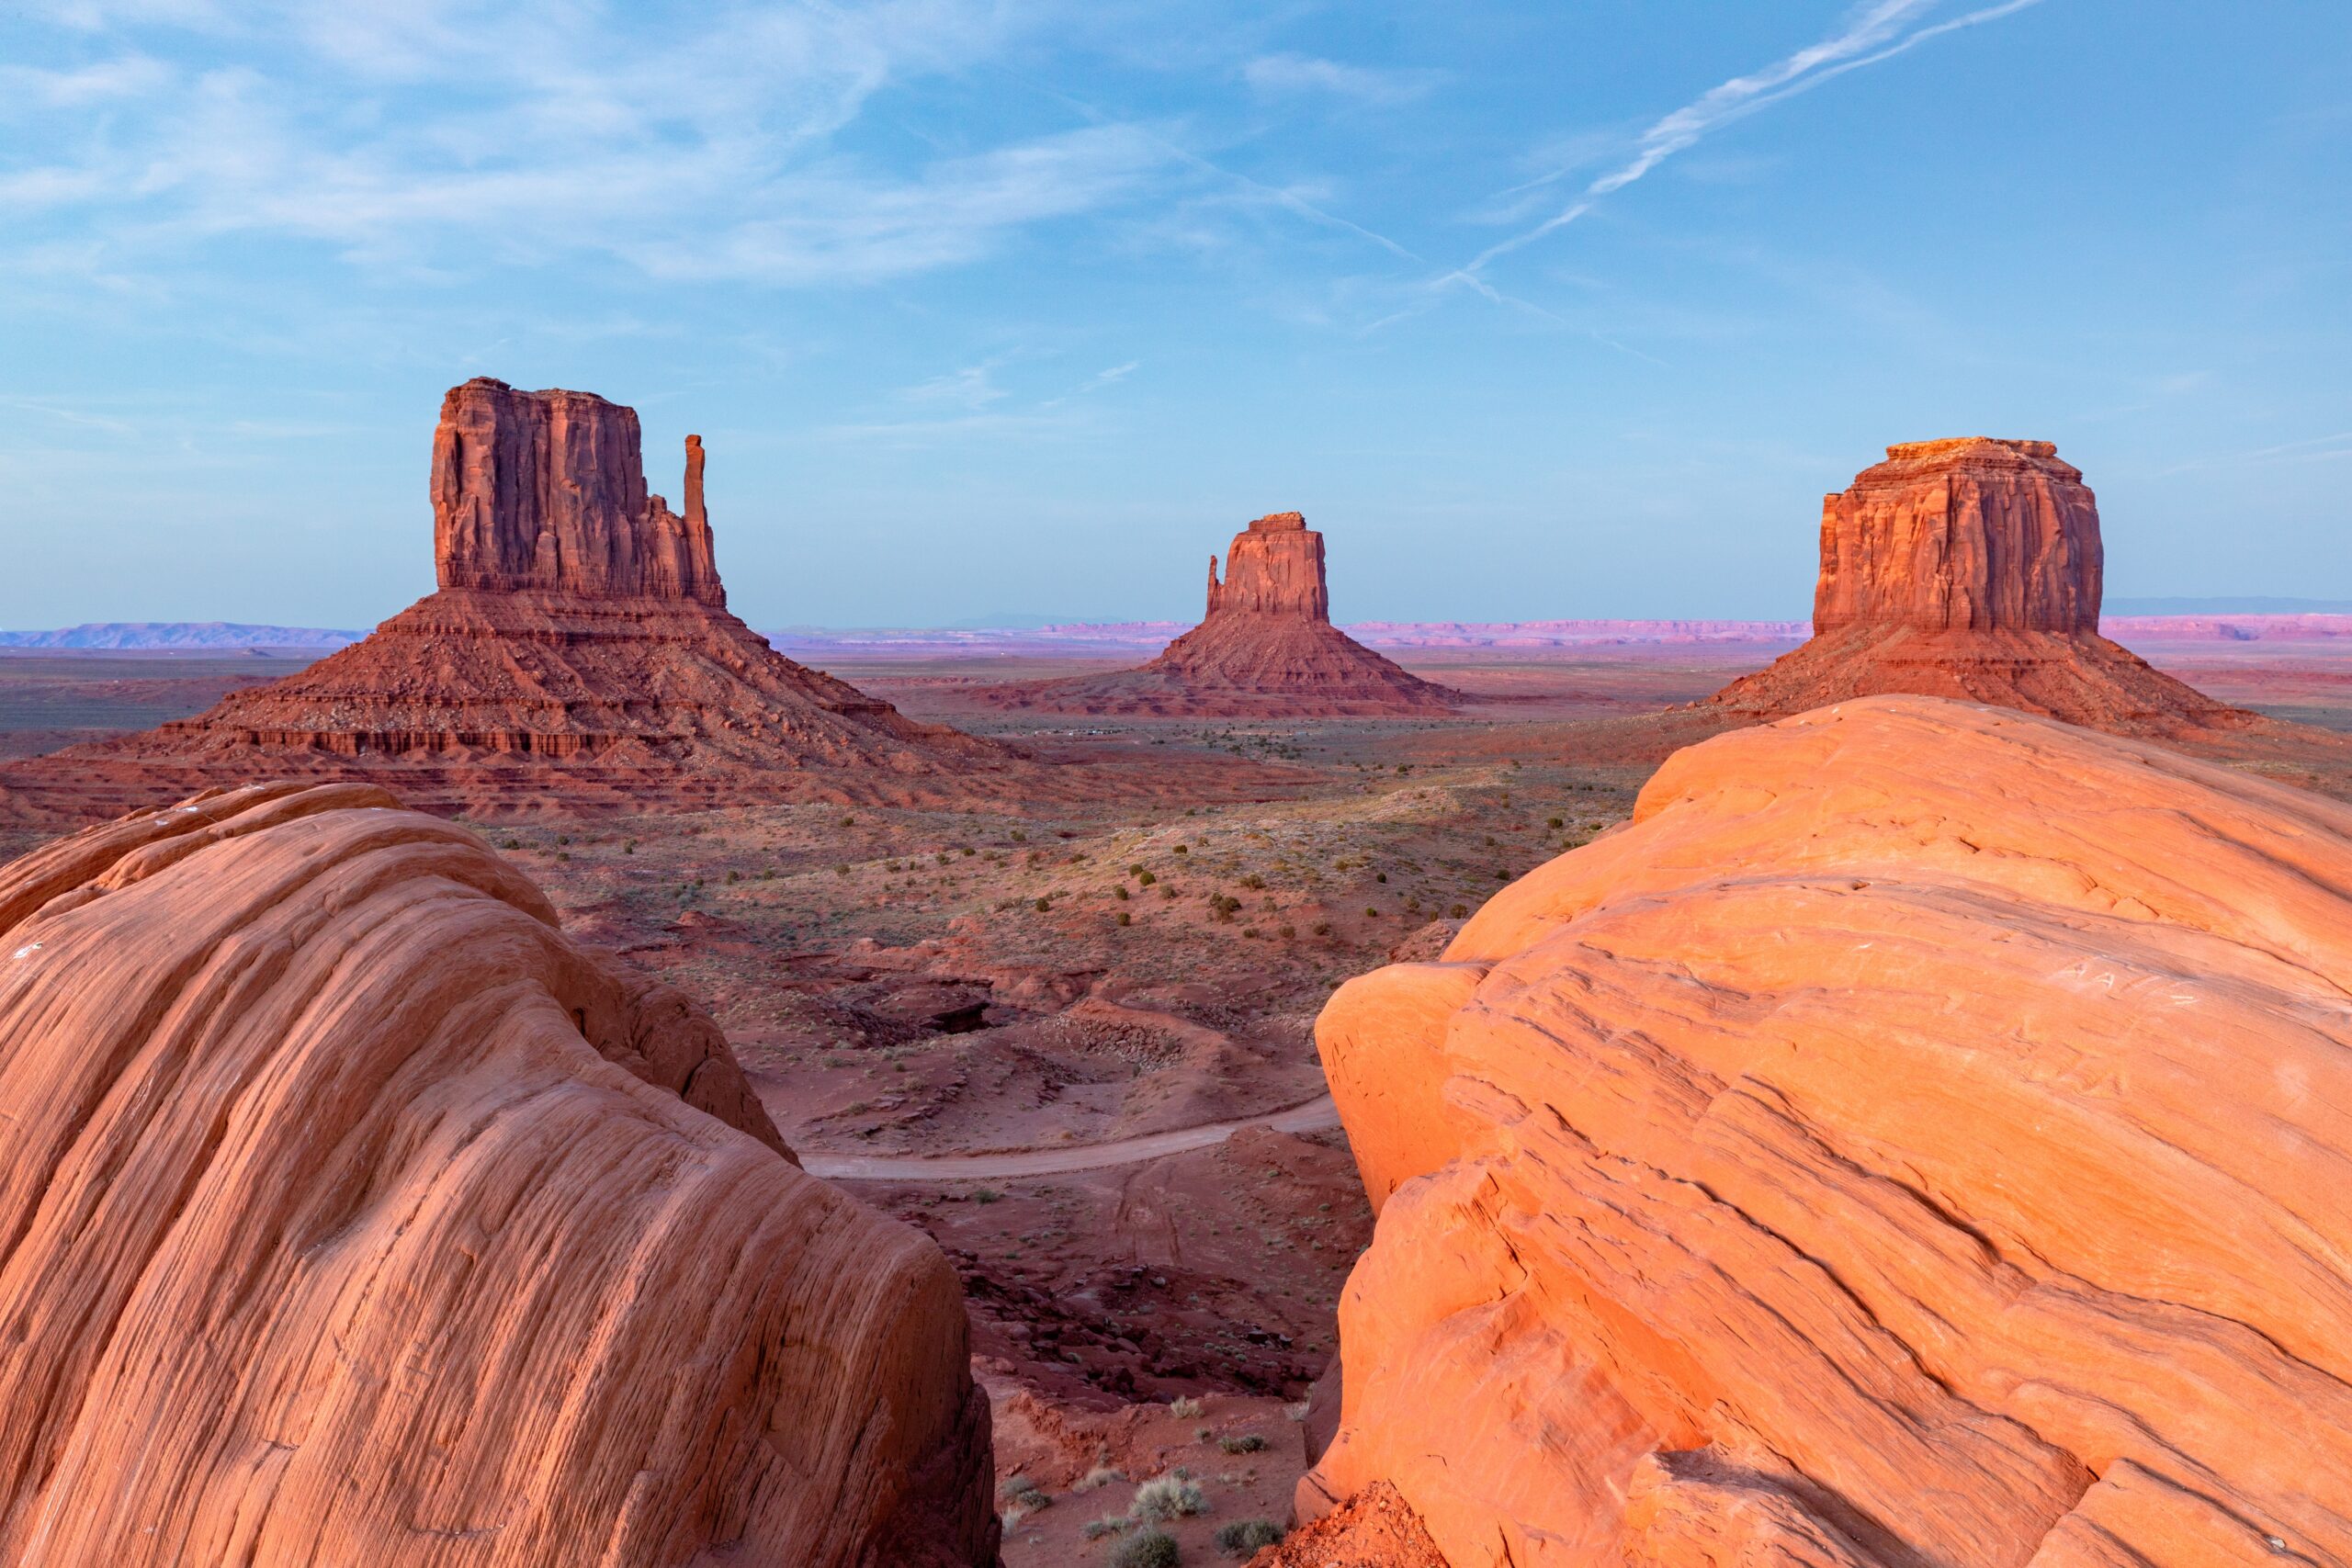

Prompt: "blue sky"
[2,0,2346,629]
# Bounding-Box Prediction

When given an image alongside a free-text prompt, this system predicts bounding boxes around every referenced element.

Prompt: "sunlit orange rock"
[1309,694,2352,1567]
[0,783,997,1566]
[979,513,1461,716]
[1710,439,2245,733]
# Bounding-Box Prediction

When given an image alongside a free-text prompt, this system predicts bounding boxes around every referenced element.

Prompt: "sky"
[2,0,2347,630]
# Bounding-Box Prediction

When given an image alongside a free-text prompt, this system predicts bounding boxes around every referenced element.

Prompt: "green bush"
[1112,1528,1181,1567]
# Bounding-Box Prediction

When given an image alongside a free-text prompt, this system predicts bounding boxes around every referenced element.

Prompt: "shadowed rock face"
[979,513,1459,716]
[0,782,998,1566]
[433,378,724,604]
[1711,439,2242,733]
[1308,696,2352,1567]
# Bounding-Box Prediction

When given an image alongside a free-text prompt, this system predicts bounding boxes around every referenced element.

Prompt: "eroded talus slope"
[0,782,997,1567]
[1311,694,2352,1567]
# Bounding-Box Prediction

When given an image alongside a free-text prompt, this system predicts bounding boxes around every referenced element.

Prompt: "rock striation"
[978,513,1462,716]
[433,378,723,603]
[1709,439,2246,732]
[1309,695,2352,1567]
[0,781,998,1566]
[18,380,1006,816]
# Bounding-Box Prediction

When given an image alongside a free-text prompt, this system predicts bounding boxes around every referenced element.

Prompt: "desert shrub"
[1131,1474,1208,1521]
[1546,815,1565,829]
[834,863,850,876]
[1075,1465,1125,1493]
[1117,911,1132,927]
[1035,897,1052,912]
[1083,1517,1131,1540]
[1161,886,1177,898]
[1217,1434,1266,1454]
[1115,885,1131,900]
[1173,844,1189,856]
[1136,869,1157,886]
[841,816,855,827]
[962,845,977,856]
[1216,1519,1284,1556]
[974,1189,1002,1205]
[1312,921,1331,936]
[1450,903,1469,919]
[1011,829,1028,841]
[1238,873,1265,890]
[1112,1529,1180,1568]
[1374,872,1386,883]
[1278,925,1295,939]
[1363,906,1380,918]
[1209,895,1242,921]
[1168,1395,1204,1418]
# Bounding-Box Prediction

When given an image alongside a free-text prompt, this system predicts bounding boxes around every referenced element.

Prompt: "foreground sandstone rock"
[981,513,1461,716]
[10,379,1007,818]
[0,783,997,1566]
[1312,694,2352,1566]
[1710,439,2246,733]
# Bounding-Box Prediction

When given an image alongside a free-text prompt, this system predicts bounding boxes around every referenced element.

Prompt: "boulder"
[1309,694,2352,1567]
[0,782,999,1566]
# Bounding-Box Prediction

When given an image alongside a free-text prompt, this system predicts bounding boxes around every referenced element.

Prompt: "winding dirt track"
[797,1094,1341,1182]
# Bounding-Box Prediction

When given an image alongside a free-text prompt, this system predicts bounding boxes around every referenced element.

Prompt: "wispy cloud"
[903,362,1010,410]
[1447,0,2050,287]
[1,0,1173,288]
[1243,53,1442,107]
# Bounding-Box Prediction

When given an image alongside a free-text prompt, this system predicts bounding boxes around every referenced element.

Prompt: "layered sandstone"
[1310,695,2352,1567]
[15,380,1006,816]
[433,378,723,603]
[1710,439,2246,733]
[979,513,1462,716]
[0,782,997,1565]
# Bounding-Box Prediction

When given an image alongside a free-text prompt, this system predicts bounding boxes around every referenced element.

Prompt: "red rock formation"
[1710,439,2246,733]
[980,513,1461,716]
[433,378,726,604]
[1308,695,2352,1567]
[9,380,1010,817]
[0,782,997,1565]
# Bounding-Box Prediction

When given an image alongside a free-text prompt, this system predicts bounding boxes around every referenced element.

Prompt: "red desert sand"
[1309,694,2352,1566]
[978,512,1463,716]
[1708,437,2251,733]
[0,781,997,1566]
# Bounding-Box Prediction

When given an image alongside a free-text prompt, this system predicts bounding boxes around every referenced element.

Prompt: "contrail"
[1452,0,2050,286]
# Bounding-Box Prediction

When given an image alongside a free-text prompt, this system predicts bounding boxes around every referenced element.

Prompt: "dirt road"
[798,1094,1342,1182]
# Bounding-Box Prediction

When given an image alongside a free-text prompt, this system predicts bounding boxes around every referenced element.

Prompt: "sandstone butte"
[1708,438,2250,734]
[1309,694,2352,1567]
[0,781,998,1567]
[14,378,1007,818]
[980,513,1463,716]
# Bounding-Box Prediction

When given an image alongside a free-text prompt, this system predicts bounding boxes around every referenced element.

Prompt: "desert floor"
[6,632,2349,1562]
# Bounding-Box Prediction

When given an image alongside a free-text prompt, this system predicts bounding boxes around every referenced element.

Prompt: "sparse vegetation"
[1131,1474,1208,1522]
[1168,1395,1204,1418]
[1216,1519,1284,1556]
[1112,1528,1180,1567]
[1216,1433,1266,1454]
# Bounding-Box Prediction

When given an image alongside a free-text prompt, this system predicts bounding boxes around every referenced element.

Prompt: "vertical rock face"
[1814,438,2100,634]
[981,513,1457,716]
[1308,696,2352,1568]
[432,377,724,604]
[0,782,999,1566]
[28,378,1012,815]
[1711,439,2241,734]
[1206,513,1331,620]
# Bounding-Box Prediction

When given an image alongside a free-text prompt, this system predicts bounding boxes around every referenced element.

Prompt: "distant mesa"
[0,784,998,1564]
[7,378,1008,818]
[0,623,363,651]
[980,512,1464,716]
[1312,694,2352,1566]
[1707,437,2250,733]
